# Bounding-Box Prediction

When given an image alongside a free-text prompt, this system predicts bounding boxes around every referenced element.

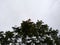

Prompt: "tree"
[0,31,4,45]
[3,31,14,45]
[0,19,59,45]
[12,19,59,45]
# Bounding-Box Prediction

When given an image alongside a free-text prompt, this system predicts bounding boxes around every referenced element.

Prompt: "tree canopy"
[0,19,60,45]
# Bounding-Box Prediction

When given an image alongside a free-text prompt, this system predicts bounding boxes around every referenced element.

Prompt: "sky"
[0,0,60,33]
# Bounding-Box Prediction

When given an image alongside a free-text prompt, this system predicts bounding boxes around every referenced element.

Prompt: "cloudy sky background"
[0,0,60,33]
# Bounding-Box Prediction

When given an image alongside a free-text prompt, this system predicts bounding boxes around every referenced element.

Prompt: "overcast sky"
[0,0,60,33]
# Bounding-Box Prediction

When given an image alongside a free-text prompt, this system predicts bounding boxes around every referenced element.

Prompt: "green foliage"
[0,19,59,45]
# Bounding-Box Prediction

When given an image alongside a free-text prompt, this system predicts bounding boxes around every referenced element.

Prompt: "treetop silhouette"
[0,19,60,45]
